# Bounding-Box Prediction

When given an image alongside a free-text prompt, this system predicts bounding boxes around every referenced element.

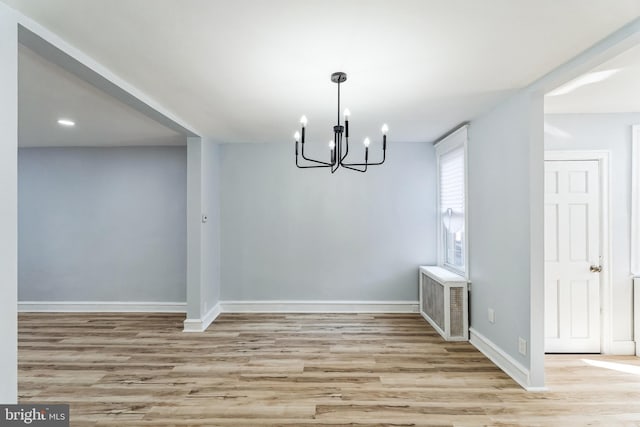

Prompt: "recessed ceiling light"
[57,119,75,127]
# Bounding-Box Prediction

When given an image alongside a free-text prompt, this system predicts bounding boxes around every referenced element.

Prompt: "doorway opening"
[543,43,640,362]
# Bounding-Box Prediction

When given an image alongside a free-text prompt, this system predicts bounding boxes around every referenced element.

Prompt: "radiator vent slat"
[423,275,445,330]
[419,266,469,341]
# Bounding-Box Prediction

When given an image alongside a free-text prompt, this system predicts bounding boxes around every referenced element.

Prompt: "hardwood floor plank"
[18,312,640,426]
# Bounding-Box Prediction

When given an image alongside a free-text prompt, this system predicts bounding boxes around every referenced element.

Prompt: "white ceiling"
[545,43,640,114]
[5,0,640,145]
[18,44,185,147]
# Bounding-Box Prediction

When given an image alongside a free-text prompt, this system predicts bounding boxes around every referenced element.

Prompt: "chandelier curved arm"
[342,146,386,166]
[340,136,349,162]
[341,163,367,173]
[301,141,332,166]
[341,141,368,173]
[332,131,343,174]
[297,124,333,166]
[331,150,340,173]
[296,154,331,169]
[295,140,332,169]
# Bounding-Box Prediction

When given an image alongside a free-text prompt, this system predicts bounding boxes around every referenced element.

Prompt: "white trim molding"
[635,277,640,357]
[18,299,418,316]
[609,340,636,356]
[18,301,186,313]
[470,328,547,392]
[631,125,640,276]
[221,300,419,313]
[544,150,612,355]
[183,303,221,332]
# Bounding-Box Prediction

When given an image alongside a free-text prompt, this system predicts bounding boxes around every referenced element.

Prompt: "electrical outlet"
[488,308,495,324]
[518,337,527,356]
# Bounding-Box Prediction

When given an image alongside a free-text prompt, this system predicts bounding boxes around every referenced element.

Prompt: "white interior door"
[544,160,601,353]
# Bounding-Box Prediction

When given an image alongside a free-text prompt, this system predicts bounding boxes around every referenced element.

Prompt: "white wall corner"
[469,328,547,392]
[183,303,221,333]
[0,5,19,404]
[186,137,203,321]
[528,93,545,390]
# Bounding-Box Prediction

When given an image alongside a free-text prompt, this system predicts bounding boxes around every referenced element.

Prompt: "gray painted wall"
[18,146,187,302]
[468,91,543,374]
[219,141,436,301]
[545,113,640,342]
[0,3,18,404]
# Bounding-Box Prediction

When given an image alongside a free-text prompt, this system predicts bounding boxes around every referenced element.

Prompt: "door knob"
[590,265,602,273]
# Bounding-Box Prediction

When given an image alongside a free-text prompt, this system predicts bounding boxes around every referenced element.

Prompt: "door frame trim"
[544,150,611,354]
[631,125,640,276]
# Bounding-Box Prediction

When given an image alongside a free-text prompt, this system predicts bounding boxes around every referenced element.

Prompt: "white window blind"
[439,144,465,271]
[440,147,465,233]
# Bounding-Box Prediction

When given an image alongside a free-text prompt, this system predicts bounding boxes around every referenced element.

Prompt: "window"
[436,126,467,275]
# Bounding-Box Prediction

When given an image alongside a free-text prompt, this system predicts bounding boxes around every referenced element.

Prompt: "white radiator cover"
[419,266,469,341]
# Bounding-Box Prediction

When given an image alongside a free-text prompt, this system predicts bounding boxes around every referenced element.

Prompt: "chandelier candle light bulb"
[294,72,388,173]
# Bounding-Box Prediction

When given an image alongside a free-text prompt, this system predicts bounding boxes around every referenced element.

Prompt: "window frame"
[435,125,469,278]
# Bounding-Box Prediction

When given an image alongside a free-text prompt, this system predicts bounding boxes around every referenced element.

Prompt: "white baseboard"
[469,327,545,392]
[18,300,418,314]
[609,340,636,355]
[18,301,186,313]
[19,300,419,332]
[183,303,221,332]
[220,300,419,313]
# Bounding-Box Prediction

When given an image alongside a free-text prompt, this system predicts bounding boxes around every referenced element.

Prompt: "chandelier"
[294,72,388,173]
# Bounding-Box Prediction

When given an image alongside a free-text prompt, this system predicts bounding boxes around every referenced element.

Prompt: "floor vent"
[419,266,469,341]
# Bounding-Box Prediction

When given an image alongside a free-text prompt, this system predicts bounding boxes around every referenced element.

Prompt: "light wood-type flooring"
[18,313,640,426]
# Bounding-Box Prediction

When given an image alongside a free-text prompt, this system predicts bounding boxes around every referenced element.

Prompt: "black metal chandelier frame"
[294,72,387,173]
